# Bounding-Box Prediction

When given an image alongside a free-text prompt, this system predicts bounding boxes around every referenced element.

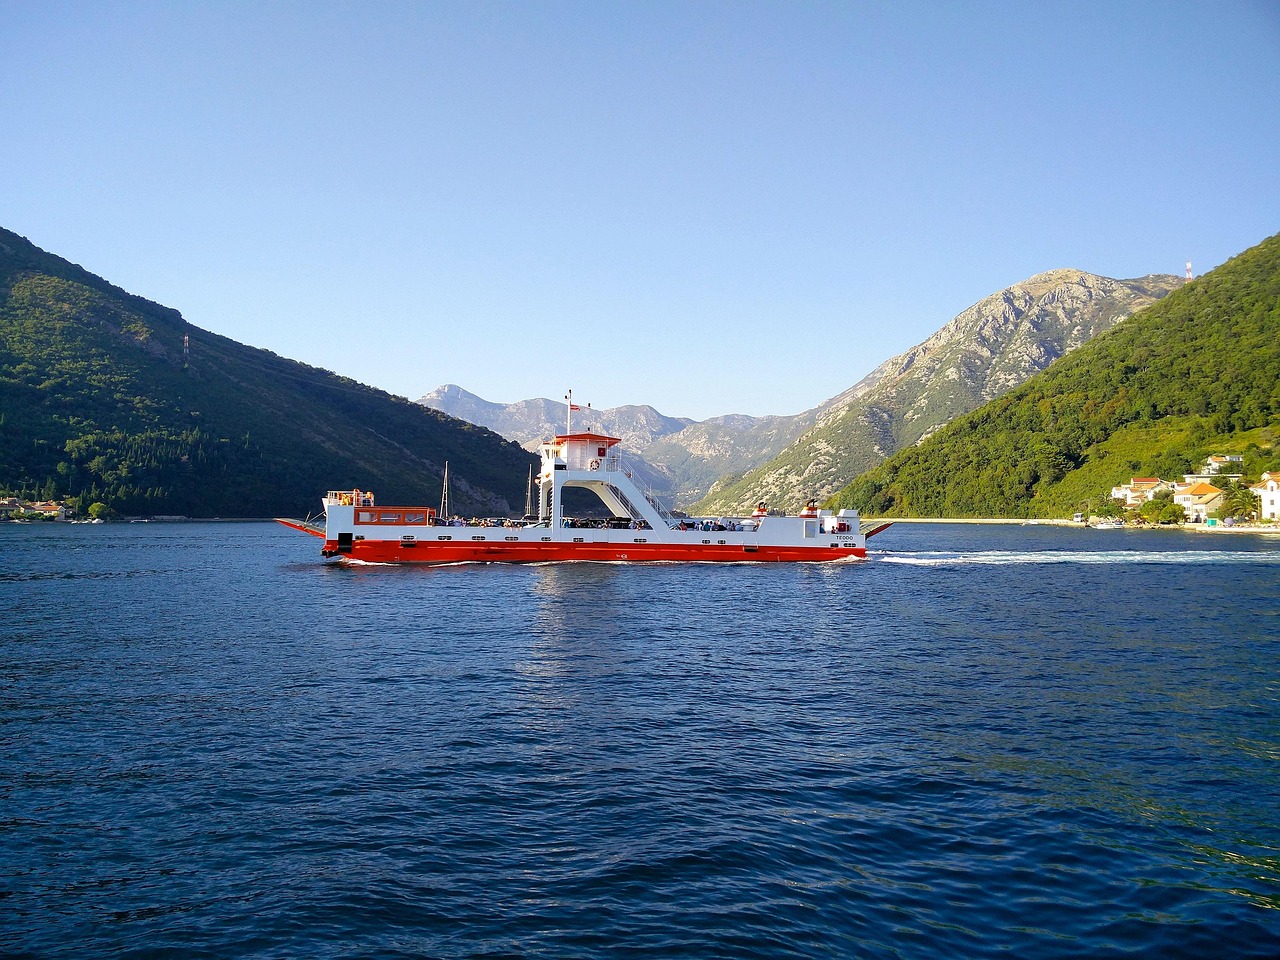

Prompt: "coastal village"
[0,498,89,522]
[1101,456,1279,527]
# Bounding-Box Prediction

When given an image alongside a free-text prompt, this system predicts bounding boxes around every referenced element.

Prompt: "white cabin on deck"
[537,433,669,531]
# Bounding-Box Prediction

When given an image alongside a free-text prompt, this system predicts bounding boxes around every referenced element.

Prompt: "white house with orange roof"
[1110,477,1174,508]
[1203,455,1244,475]
[1173,481,1224,523]
[25,500,72,520]
[1181,456,1245,486]
[1251,472,1280,521]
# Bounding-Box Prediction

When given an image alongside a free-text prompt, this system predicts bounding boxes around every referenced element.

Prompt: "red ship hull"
[315,537,867,565]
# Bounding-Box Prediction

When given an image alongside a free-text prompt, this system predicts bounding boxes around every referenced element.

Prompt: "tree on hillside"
[1139,497,1185,524]
[1214,480,1260,521]
[1096,497,1125,518]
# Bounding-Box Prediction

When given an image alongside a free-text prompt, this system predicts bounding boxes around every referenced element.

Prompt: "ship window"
[380,512,400,523]
[505,536,519,541]
[541,537,552,542]
[404,511,428,524]
[471,536,486,541]
[633,538,647,543]
[437,535,452,540]
[573,537,584,543]
[357,511,377,523]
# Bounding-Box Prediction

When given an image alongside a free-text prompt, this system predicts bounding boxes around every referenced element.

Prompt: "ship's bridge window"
[355,509,435,525]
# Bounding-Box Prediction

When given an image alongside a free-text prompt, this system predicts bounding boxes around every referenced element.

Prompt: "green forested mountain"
[830,232,1280,518]
[0,227,535,517]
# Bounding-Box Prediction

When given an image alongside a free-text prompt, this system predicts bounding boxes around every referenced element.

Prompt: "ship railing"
[611,454,678,523]
[642,488,677,523]
[606,487,650,525]
[326,490,375,507]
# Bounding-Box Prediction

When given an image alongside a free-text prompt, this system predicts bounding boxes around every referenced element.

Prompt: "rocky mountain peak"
[695,270,1182,514]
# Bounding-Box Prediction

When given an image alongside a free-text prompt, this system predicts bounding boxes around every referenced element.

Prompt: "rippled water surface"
[3,521,1278,958]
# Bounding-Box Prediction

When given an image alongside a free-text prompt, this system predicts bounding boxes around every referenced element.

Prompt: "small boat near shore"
[277,430,889,565]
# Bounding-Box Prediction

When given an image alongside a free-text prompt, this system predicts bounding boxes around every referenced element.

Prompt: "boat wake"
[874,549,1280,566]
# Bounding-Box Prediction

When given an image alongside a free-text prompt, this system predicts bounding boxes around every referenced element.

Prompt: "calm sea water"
[2,521,1278,958]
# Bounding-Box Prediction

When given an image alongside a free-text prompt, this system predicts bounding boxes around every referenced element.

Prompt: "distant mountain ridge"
[694,269,1182,513]
[419,385,809,506]
[0,227,534,516]
[421,385,695,452]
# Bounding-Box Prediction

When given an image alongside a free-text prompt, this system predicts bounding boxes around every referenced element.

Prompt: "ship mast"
[440,462,450,519]
[563,389,589,435]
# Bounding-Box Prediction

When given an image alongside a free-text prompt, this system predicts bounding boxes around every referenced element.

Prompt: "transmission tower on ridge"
[1185,260,1193,281]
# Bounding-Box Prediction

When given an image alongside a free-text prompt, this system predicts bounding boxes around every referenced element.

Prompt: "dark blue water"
[2,521,1278,958]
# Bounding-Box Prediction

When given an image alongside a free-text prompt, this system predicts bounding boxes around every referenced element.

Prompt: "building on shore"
[0,498,74,520]
[1172,482,1225,523]
[1252,472,1280,521]
[1110,477,1174,507]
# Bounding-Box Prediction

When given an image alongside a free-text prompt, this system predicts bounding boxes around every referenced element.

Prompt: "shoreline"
[9,515,1280,536]
[875,517,1280,535]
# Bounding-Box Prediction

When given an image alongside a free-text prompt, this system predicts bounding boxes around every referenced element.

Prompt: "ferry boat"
[276,431,890,565]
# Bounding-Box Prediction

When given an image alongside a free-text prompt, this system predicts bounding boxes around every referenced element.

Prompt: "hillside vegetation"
[829,233,1280,517]
[0,228,534,517]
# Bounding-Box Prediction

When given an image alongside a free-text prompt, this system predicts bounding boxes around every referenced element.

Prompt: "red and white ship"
[277,431,889,565]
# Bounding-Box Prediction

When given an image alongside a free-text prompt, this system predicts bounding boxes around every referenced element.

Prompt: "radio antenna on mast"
[565,389,583,435]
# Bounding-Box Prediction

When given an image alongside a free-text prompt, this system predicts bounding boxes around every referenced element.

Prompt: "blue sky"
[3,1,1278,420]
